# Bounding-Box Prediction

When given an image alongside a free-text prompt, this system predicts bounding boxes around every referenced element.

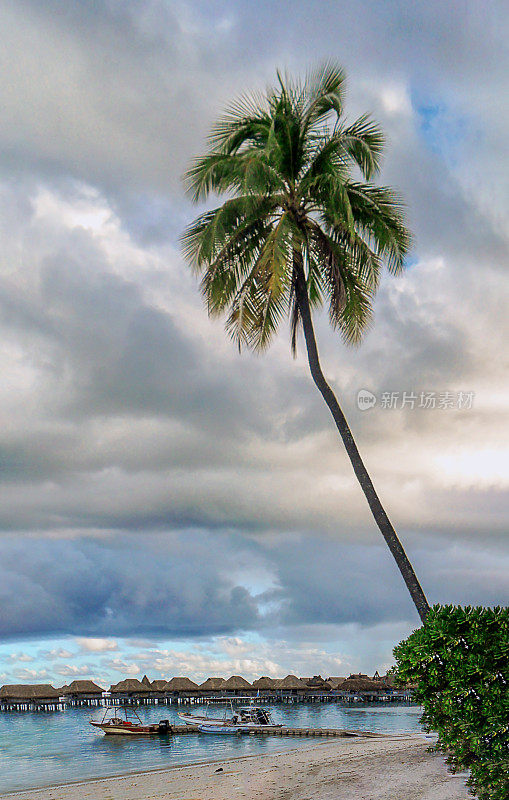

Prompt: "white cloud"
[54,664,91,677]
[13,668,49,681]
[40,648,74,659]
[76,638,118,653]
[105,659,140,675]
[6,652,34,663]
[125,635,353,683]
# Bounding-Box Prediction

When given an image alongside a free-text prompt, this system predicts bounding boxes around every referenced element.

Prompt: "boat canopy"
[234,707,274,725]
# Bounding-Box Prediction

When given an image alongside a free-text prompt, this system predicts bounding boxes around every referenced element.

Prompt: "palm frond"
[298,133,350,193]
[210,115,272,155]
[346,183,412,273]
[310,224,373,344]
[339,114,385,179]
[302,62,346,131]
[181,195,277,269]
[184,148,284,202]
[224,213,293,350]
[201,219,274,316]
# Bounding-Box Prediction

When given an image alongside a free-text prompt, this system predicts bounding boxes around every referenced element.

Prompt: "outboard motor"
[158,719,170,734]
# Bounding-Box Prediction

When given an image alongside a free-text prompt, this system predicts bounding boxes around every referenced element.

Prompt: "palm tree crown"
[182,63,411,354]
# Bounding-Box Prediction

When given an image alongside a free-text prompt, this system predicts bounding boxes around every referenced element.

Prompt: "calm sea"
[0,703,423,794]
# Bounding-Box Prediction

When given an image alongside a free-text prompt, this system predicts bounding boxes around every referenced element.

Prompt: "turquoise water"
[0,703,422,794]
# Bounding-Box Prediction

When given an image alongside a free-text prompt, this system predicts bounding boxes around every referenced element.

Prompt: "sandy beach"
[1,734,468,800]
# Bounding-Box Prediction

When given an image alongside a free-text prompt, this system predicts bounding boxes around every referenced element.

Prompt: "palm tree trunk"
[294,258,430,623]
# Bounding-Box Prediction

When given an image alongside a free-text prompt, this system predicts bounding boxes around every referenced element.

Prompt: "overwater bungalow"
[327,677,347,690]
[339,675,385,701]
[300,676,333,701]
[275,675,308,700]
[198,677,226,695]
[150,679,168,691]
[251,676,278,696]
[0,684,63,711]
[221,675,253,696]
[0,667,415,713]
[150,679,167,690]
[61,680,104,706]
[302,675,332,690]
[109,678,156,704]
[146,679,168,702]
[164,677,200,703]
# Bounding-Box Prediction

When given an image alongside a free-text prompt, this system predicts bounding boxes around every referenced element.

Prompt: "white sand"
[1,735,468,800]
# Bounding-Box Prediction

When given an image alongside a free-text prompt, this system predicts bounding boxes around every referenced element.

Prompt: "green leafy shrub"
[394,605,509,800]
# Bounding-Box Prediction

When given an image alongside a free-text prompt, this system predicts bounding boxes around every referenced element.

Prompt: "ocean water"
[0,703,423,794]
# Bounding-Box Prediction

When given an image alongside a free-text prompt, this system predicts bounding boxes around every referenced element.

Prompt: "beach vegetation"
[394,605,509,800]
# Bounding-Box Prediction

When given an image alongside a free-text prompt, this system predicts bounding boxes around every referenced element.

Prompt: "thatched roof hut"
[251,677,278,690]
[151,679,169,692]
[0,684,61,701]
[63,680,104,696]
[301,675,332,690]
[327,677,347,689]
[379,673,397,687]
[110,678,153,694]
[165,677,199,692]
[340,675,382,692]
[199,677,226,692]
[141,675,152,688]
[222,675,252,691]
[275,675,307,690]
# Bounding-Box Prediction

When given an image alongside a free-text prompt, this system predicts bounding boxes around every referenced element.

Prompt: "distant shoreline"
[0,734,467,800]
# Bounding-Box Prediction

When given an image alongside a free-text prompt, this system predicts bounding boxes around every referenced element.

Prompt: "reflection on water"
[0,703,422,793]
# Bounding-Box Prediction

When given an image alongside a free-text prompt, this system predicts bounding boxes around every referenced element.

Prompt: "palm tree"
[181,63,430,623]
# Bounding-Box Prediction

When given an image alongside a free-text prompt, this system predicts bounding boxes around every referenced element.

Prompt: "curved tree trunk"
[294,257,430,623]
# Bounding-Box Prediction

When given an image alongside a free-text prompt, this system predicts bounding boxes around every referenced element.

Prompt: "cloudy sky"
[0,0,507,689]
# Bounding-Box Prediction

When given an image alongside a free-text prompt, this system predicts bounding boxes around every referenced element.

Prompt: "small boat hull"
[198,724,242,734]
[89,708,172,736]
[90,721,165,735]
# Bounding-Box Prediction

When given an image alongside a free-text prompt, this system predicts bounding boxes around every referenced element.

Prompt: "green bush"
[394,605,508,800]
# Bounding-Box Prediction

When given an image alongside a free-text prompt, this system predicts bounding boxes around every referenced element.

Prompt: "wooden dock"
[169,724,380,738]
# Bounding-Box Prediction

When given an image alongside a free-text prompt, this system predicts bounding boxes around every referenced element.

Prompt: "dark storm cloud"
[0,532,261,639]
[0,531,507,641]
[265,533,509,627]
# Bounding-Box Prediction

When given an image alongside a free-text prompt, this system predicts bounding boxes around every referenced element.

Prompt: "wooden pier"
[168,724,380,738]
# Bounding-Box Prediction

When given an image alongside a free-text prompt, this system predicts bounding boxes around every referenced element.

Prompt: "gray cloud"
[0,0,507,663]
[0,530,507,643]
[0,532,261,639]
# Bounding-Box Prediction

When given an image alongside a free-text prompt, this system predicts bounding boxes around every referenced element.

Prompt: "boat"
[90,706,172,735]
[178,705,282,734]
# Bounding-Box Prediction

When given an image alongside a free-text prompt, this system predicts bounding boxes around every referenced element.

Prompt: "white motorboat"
[178,705,282,734]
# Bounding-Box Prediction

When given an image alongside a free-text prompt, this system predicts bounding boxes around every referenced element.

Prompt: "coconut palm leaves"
[182,63,410,353]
